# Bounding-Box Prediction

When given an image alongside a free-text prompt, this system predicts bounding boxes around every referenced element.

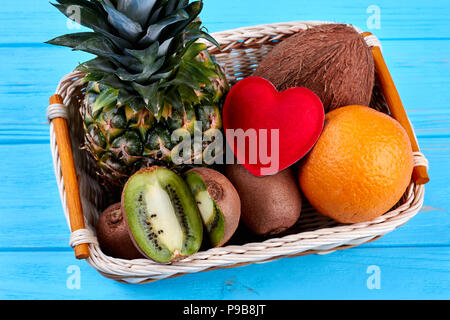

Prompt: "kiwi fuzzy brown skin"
[225,164,302,236]
[121,166,204,263]
[253,24,375,113]
[96,203,144,260]
[185,167,241,247]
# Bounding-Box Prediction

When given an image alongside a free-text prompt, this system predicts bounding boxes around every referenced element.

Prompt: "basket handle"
[363,32,430,185]
[49,94,90,259]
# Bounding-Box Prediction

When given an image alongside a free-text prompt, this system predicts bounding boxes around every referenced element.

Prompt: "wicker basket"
[47,21,428,284]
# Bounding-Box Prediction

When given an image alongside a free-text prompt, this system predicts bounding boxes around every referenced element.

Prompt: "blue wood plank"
[1,0,450,43]
[0,46,91,124]
[0,247,448,299]
[1,40,449,125]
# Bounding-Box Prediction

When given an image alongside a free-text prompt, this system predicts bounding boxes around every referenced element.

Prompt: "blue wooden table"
[1,0,449,300]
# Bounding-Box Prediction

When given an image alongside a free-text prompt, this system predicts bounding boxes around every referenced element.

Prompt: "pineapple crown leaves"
[46,0,221,118]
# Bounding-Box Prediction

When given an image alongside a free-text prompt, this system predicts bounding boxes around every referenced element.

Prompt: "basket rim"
[48,21,426,283]
[201,20,381,54]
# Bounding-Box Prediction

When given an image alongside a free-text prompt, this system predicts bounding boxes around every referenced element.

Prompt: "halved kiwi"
[121,166,203,263]
[185,168,241,247]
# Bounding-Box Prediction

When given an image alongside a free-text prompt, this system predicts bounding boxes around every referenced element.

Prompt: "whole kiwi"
[225,165,302,236]
[96,203,144,260]
[254,24,375,113]
[121,166,204,263]
[185,167,241,247]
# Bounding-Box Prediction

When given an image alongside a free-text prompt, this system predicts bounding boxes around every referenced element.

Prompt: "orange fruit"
[298,105,414,223]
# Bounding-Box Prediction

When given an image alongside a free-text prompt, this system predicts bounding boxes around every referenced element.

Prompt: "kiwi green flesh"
[122,168,203,263]
[185,172,225,247]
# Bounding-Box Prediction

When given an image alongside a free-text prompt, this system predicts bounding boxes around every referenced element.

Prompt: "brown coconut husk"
[254,24,375,113]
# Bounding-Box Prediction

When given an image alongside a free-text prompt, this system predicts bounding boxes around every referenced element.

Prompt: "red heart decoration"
[223,77,324,176]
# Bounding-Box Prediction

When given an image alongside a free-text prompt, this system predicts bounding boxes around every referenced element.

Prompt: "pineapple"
[47,0,229,186]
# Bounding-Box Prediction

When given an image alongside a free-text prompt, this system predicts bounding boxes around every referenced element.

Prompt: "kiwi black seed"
[96,203,144,260]
[185,168,241,247]
[121,166,203,263]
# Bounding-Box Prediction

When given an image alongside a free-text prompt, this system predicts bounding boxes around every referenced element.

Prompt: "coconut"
[253,24,375,113]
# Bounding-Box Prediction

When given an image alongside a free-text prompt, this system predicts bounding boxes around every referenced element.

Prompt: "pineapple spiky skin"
[81,50,228,186]
[47,0,230,187]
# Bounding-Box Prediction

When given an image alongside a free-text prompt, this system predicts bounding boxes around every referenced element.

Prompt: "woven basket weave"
[48,21,428,284]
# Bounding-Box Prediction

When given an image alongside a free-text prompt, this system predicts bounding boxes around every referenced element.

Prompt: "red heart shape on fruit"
[223,77,324,176]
